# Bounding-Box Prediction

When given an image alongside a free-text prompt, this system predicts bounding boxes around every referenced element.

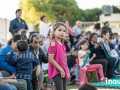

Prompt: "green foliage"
[19,0,85,26]
[19,0,120,27]
[83,8,101,22]
[113,5,120,13]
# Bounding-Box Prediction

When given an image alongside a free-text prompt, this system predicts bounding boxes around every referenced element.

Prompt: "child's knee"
[98,64,102,68]
[81,67,87,72]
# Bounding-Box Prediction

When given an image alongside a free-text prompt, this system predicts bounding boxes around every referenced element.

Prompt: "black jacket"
[89,42,106,59]
[101,26,112,34]
[28,45,48,65]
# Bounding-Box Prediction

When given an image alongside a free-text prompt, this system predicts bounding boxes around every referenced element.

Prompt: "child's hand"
[59,68,65,78]
[11,74,16,79]
[92,53,96,58]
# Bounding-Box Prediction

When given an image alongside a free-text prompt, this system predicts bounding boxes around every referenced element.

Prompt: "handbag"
[109,49,119,58]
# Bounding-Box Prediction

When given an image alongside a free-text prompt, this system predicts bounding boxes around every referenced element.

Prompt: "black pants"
[67,56,76,69]
[69,35,74,47]
[106,57,117,78]
[90,59,107,76]
[53,74,67,90]
[90,58,116,78]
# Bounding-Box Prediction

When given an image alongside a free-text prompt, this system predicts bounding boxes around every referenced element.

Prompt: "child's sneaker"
[100,77,108,82]
[80,81,85,86]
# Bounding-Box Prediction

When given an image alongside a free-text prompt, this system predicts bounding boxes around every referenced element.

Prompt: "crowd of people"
[0,9,120,90]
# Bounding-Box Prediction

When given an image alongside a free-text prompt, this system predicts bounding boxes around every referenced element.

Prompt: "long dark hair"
[89,33,98,41]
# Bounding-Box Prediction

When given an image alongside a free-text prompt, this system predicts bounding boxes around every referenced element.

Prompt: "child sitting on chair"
[78,39,107,86]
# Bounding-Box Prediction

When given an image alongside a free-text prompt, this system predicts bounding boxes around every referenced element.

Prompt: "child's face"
[54,25,66,39]
[81,42,88,51]
[11,40,19,52]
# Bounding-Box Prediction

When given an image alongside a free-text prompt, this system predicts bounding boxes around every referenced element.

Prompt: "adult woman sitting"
[89,33,116,78]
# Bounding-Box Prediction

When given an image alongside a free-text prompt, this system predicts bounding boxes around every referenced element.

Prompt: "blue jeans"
[25,79,32,90]
[0,84,17,90]
[74,64,80,81]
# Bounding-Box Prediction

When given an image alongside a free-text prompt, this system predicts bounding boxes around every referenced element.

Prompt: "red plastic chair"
[75,58,99,82]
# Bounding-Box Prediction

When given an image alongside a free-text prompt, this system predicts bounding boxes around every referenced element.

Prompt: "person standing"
[101,21,112,35]
[9,9,28,35]
[39,15,49,38]
[48,22,70,90]
[73,21,82,37]
[73,21,82,43]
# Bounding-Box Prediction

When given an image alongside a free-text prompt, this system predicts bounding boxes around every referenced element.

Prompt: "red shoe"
[101,77,108,82]
[80,81,85,86]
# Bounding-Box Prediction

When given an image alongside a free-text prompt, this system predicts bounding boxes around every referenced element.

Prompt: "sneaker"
[101,77,108,82]
[114,71,120,75]
[80,81,85,86]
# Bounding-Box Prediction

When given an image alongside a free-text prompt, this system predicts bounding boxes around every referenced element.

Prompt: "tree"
[19,0,120,29]
[19,0,85,26]
[19,0,43,26]
[83,8,101,22]
[113,5,120,13]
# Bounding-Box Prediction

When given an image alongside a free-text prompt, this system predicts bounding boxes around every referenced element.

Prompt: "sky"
[76,0,120,10]
[0,0,119,20]
[0,0,20,20]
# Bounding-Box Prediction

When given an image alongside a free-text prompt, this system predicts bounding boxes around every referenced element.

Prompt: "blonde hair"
[51,22,67,39]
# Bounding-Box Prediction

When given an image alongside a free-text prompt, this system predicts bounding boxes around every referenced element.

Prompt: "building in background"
[0,17,34,43]
[0,18,10,44]
[100,13,120,33]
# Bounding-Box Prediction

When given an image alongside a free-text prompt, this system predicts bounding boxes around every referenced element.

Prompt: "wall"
[0,17,34,44]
